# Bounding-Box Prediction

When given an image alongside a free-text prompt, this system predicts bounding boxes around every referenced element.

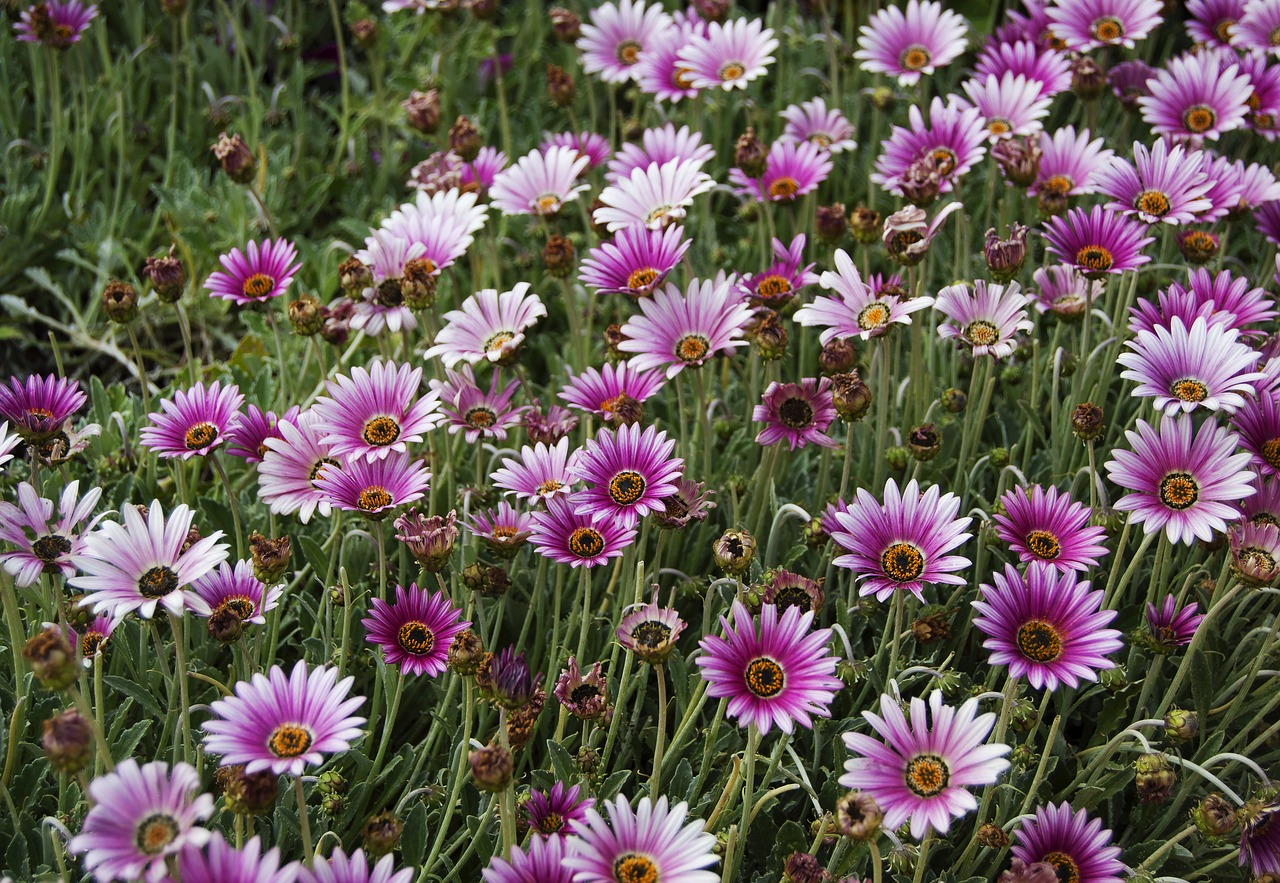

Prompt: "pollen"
[904,754,950,797]
[242,273,276,299]
[569,526,606,558]
[627,267,660,291]
[268,723,313,758]
[881,542,925,583]
[768,176,800,200]
[184,422,219,450]
[362,415,402,447]
[1158,471,1199,511]
[358,486,394,511]
[1025,529,1062,560]
[900,45,932,71]
[745,657,786,698]
[608,470,647,506]
[1016,619,1065,662]
[398,620,436,655]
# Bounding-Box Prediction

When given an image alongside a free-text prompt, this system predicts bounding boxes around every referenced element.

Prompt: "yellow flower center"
[616,40,641,65]
[859,302,890,330]
[1159,472,1199,510]
[214,595,256,621]
[242,273,276,299]
[362,415,401,447]
[745,657,786,698]
[138,565,179,599]
[569,526,606,558]
[1075,245,1113,273]
[268,723,313,758]
[1136,190,1171,217]
[1044,851,1081,883]
[608,470,647,506]
[484,331,516,355]
[900,45,932,71]
[627,267,659,291]
[1026,529,1061,560]
[719,61,746,82]
[358,486,393,511]
[904,754,950,797]
[1262,438,1280,468]
[134,813,179,855]
[397,620,436,655]
[536,194,562,214]
[1042,174,1073,197]
[1091,16,1124,42]
[465,407,497,429]
[184,422,219,450]
[675,334,710,364]
[1016,619,1064,662]
[1183,104,1216,134]
[881,542,925,582]
[613,853,659,883]
[1170,378,1208,402]
[768,176,800,200]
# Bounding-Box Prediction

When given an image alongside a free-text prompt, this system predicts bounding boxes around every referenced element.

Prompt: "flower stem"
[650,663,668,790]
[168,613,194,767]
[211,454,244,560]
[369,669,405,784]
[294,775,313,865]
[730,724,761,880]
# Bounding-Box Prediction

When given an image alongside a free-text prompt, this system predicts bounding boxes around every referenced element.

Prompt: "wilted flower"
[394,510,459,572]
[403,89,441,133]
[212,132,255,185]
[553,657,609,720]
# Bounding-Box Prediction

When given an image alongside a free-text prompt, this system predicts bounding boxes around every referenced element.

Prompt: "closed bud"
[603,323,626,360]
[746,309,788,360]
[542,234,576,278]
[990,446,1010,467]
[465,0,498,20]
[977,822,1009,849]
[1012,743,1039,770]
[819,338,856,375]
[161,0,187,14]
[249,531,291,582]
[448,629,485,674]
[1037,187,1069,218]
[350,18,378,49]
[941,387,967,412]
[462,562,510,596]
[1072,56,1107,100]
[907,424,941,461]
[899,156,942,208]
[885,445,909,471]
[449,116,483,162]
[469,743,513,791]
[395,510,458,572]
[734,127,767,179]
[143,250,185,303]
[208,606,244,644]
[693,0,730,20]
[402,89,441,133]
[816,203,848,244]
[577,746,600,775]
[910,607,952,643]
[1010,696,1039,733]
[606,394,644,428]
[1164,707,1198,742]
[991,136,1042,188]
[835,790,883,841]
[999,859,1058,883]
[361,810,403,856]
[547,65,576,108]
[984,223,1029,283]
[212,132,255,185]
[289,293,325,335]
[490,647,542,709]
[1177,229,1218,265]
[1071,402,1105,441]
[867,85,896,112]
[23,627,77,691]
[784,852,827,883]
[1135,753,1177,804]
[42,708,94,773]
[328,583,348,608]
[831,371,872,421]
[102,280,138,324]
[850,207,881,244]
[548,7,581,42]
[218,765,281,815]
[713,529,756,576]
[804,516,829,548]
[338,256,372,298]
[1194,793,1238,837]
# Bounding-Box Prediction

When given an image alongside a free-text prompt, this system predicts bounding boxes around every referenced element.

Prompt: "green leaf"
[103,675,165,719]
[598,769,630,801]
[402,802,428,863]
[113,719,153,761]
[547,740,576,784]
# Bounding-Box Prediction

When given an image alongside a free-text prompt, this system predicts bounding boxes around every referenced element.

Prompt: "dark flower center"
[1075,245,1113,273]
[963,320,1000,347]
[1262,438,1280,468]
[138,565,179,599]
[859,302,890,330]
[881,542,925,582]
[1026,529,1061,560]
[362,415,402,447]
[904,754,950,797]
[778,396,815,429]
[616,40,641,65]
[33,534,72,563]
[377,279,405,308]
[1240,546,1276,574]
[1044,850,1081,883]
[719,61,746,81]
[773,585,813,613]
[609,470,647,506]
[768,176,800,200]
[887,230,924,255]
[1042,174,1073,197]
[81,631,105,658]
[184,422,219,450]
[756,274,792,299]
[464,407,497,429]
[1183,105,1216,134]
[309,457,342,483]
[538,811,565,834]
[613,853,659,883]
[675,334,711,364]
[1170,378,1208,402]
[268,723,313,758]
[571,683,601,703]
[900,45,931,71]
[745,657,785,698]
[134,812,179,855]
[398,620,436,655]
[1159,472,1199,511]
[1254,512,1280,528]
[1136,190,1171,217]
[1016,619,1064,662]
[242,273,276,299]
[569,527,606,558]
[627,267,659,291]
[1090,16,1123,41]
[214,595,256,622]
[358,486,393,511]
[630,620,672,648]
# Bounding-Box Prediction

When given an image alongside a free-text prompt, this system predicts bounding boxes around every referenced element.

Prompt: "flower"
[935,280,1033,360]
[854,0,969,85]
[1241,800,1280,877]
[487,646,543,709]
[1144,594,1203,649]
[140,380,244,459]
[559,361,667,420]
[1234,0,1280,55]
[606,125,714,184]
[425,284,547,367]
[14,2,98,48]
[71,501,228,620]
[203,660,366,776]
[1187,0,1244,46]
[569,422,684,526]
[0,480,102,587]
[1031,125,1114,200]
[363,583,470,676]
[432,365,527,444]
[1095,139,1213,225]
[882,202,963,265]
[1139,52,1253,141]
[617,597,687,662]
[872,97,987,196]
[467,501,534,558]
[541,131,612,169]
[730,139,832,202]
[490,146,591,217]
[1104,414,1256,544]
[653,476,715,530]
[1229,521,1280,586]
[577,0,673,84]
[0,373,86,442]
[779,97,857,152]
[315,450,431,519]
[1233,392,1280,475]
[1110,59,1157,107]
[960,73,1053,141]
[203,239,301,304]
[580,225,691,297]
[258,410,342,524]
[991,484,1109,573]
[829,477,972,601]
[593,158,715,231]
[564,795,719,883]
[618,275,753,378]
[298,848,413,883]
[491,438,576,504]
[393,509,458,571]
[377,190,485,266]
[350,232,426,336]
[677,17,777,90]
[696,599,842,734]
[482,834,575,883]
[226,404,299,464]
[974,39,1073,98]
[311,361,442,463]
[1042,205,1155,278]
[526,782,595,838]
[1118,316,1262,415]
[753,378,840,450]
[840,692,1011,839]
[191,560,283,627]
[460,147,508,194]
[736,234,818,308]
[172,834,297,883]
[1030,266,1102,318]
[1011,803,1125,883]
[529,497,637,568]
[1045,0,1162,49]
[794,249,931,342]
[68,759,213,883]
[553,657,609,720]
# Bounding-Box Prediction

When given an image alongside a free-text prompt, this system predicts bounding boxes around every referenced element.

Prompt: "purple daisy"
[594,158,715,232]
[425,283,547,367]
[1011,803,1125,883]
[467,501,534,558]
[377,191,484,267]
[1030,266,1103,318]
[730,139,832,203]
[1239,49,1280,140]
[0,480,102,586]
[564,795,718,883]
[696,599,841,735]
[829,478,972,601]
[0,373,86,442]
[935,280,1034,360]
[794,248,931,342]
[1180,267,1278,331]
[617,275,754,378]
[70,500,228,620]
[172,834,297,883]
[973,563,1123,691]
[840,692,1011,839]
[203,238,301,305]
[298,848,412,883]
[553,656,609,720]
[311,361,442,463]
[0,422,17,473]
[1145,594,1204,650]
[1234,0,1280,55]
[606,125,714,185]
[526,782,595,838]
[14,1,98,48]
[579,225,691,298]
[1110,59,1158,108]
[525,403,581,444]
[75,613,117,666]
[68,759,212,883]
[871,97,988,196]
[258,410,342,524]
[735,234,819,308]
[1233,391,1280,474]
[1229,520,1280,585]
[541,132,612,170]
[992,484,1109,573]
[1188,0,1247,46]
[1118,316,1262,415]
[974,39,1073,98]
[350,231,425,337]
[491,438,577,504]
[482,834,575,883]
[653,476,715,530]
[1045,0,1162,49]
[529,497,637,568]
[854,0,969,86]
[960,73,1053,141]
[1104,414,1257,544]
[432,365,527,444]
[558,361,667,420]
[1032,125,1114,200]
[577,0,673,84]
[636,26,703,103]
[753,378,840,451]
[226,404,299,464]
[139,380,244,460]
[1095,139,1213,225]
[1043,205,1155,278]
[1260,200,1280,245]
[677,17,777,91]
[190,560,284,627]
[1193,151,1247,222]
[203,660,365,776]
[779,97,858,153]
[315,450,430,519]
[617,596,687,661]
[1140,52,1253,141]
[569,422,683,527]
[1241,801,1280,877]
[460,147,508,195]
[489,146,591,217]
[363,583,469,677]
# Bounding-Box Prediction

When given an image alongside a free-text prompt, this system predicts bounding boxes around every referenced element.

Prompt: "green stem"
[168,613,193,766]
[211,455,244,560]
[650,663,667,789]
[730,725,761,880]
[369,670,405,784]
[294,776,314,865]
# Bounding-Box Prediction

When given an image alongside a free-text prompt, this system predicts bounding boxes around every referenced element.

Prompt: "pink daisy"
[203,239,301,305]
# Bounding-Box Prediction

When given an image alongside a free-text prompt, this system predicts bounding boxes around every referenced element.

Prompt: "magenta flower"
[559,361,666,420]
[677,17,778,90]
[316,450,430,519]
[1042,205,1155,278]
[594,158,715,232]
[606,124,714,184]
[794,249,931,342]
[0,480,102,587]
[1011,803,1125,883]
[226,404,299,463]
[14,1,98,48]
[730,139,832,203]
[489,146,591,217]
[425,283,547,367]
[363,583,470,677]
[564,796,718,883]
[1045,0,1163,50]
[960,73,1053,141]
[0,373,86,442]
[636,26,703,103]
[935,279,1033,360]
[1110,59,1158,108]
[171,834,297,883]
[569,423,683,527]
[991,484,1109,573]
[1145,594,1204,650]
[1030,266,1102,318]
[491,438,577,504]
[617,597,687,661]
[1095,139,1213,225]
[377,190,485,266]
[618,275,753,378]
[1187,0,1246,46]
[541,131,612,169]
[311,361,442,463]
[460,147,508,194]
[350,231,425,337]
[841,692,1011,839]
[1230,520,1280,586]
[482,835,575,883]
[1233,391,1280,474]
[854,0,969,85]
[298,848,411,883]
[779,97,857,153]
[466,501,534,558]
[579,225,691,297]
[140,380,244,459]
[1118,316,1262,415]
[529,497,636,568]
[526,782,595,838]
[204,238,301,305]
[1031,125,1114,199]
[1139,51,1253,141]
[191,559,283,626]
[432,365,527,444]
[872,97,987,196]
[258,410,342,524]
[735,234,818,308]
[1232,0,1280,56]
[576,0,673,84]
[974,39,1072,97]
[753,378,840,451]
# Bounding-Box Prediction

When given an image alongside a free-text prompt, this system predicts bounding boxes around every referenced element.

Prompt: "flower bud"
[577,746,600,775]
[849,207,881,244]
[907,424,941,461]
[991,136,1042,188]
[941,387,967,412]
[1135,753,1177,803]
[1177,229,1218,265]
[885,445,909,472]
[1194,793,1238,837]
[693,0,729,20]
[867,85,896,112]
[603,323,626,360]
[338,257,372,298]
[208,606,244,644]
[23,627,77,691]
[42,708,94,773]
[819,338,856,375]
[976,822,1009,849]
[402,89,441,133]
[816,203,848,245]
[1071,56,1107,100]
[542,234,576,278]
[361,810,403,857]
[212,132,255,185]
[489,647,542,709]
[404,262,440,311]
[783,852,827,883]
[470,743,514,791]
[835,790,883,841]
[218,765,281,815]
[102,280,138,324]
[448,629,485,674]
[462,562,510,596]
[508,688,547,751]
[249,531,291,583]
[449,116,482,162]
[143,251,185,303]
[713,529,756,576]
[831,371,872,421]
[746,309,788,360]
[350,17,378,49]
[899,156,942,208]
[548,7,581,42]
[910,608,952,644]
[285,293,323,336]
[984,224,1029,283]
[546,64,576,108]
[1071,402,1105,442]
[395,510,458,573]
[734,127,767,179]
[1164,707,1198,742]
[999,859,1058,883]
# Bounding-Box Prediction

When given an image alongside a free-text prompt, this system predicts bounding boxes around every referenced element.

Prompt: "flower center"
[397,620,436,655]
[768,176,800,200]
[484,331,516,355]
[464,407,497,429]
[1090,16,1123,42]
[963,320,1000,347]
[362,415,402,447]
[613,853,659,883]
[616,40,641,65]
[81,631,105,658]
[242,273,276,299]
[1025,529,1061,560]
[1183,104,1216,134]
[627,267,659,291]
[930,148,957,176]
[184,422,219,450]
[1271,25,1280,46]
[645,204,673,226]
[904,754,950,797]
[900,45,931,71]
[881,542,925,582]
[756,274,793,299]
[609,470,647,506]
[1136,190,1171,217]
[1182,231,1217,256]
[773,585,814,613]
[988,118,1012,136]
[492,525,519,538]
[1016,619,1065,662]
[539,811,565,834]
[1241,546,1276,574]
[888,230,924,255]
[1159,471,1199,511]
[309,457,342,483]
[858,302,890,330]
[719,61,746,81]
[571,683,601,703]
[777,396,814,429]
[377,279,405,308]
[134,813,179,855]
[358,486,393,511]
[1075,245,1113,273]
[631,620,672,648]
[569,526,606,558]
[1170,378,1207,402]
[675,334,711,364]
[536,478,565,496]
[33,534,72,563]
[268,723,313,758]
[745,656,786,698]
[1254,512,1280,528]
[214,595,256,621]
[811,133,833,148]
[1214,19,1235,42]
[535,194,562,214]
[1262,438,1280,468]
[1042,174,1073,197]
[138,565,179,599]
[674,67,697,89]
[1044,851,1081,883]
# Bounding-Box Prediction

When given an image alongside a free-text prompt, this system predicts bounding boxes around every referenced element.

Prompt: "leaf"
[547,740,577,784]
[670,758,693,801]
[103,675,165,719]
[1189,647,1216,723]
[402,802,428,863]
[113,719,153,761]
[597,769,630,801]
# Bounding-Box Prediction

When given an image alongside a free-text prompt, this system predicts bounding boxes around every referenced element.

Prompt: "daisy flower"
[1139,52,1253,141]
[973,563,1122,691]
[696,599,842,734]
[580,225,692,298]
[730,139,833,203]
[882,202,964,266]
[652,477,715,530]
[736,234,818,308]
[564,795,718,883]
[363,583,469,677]
[204,660,366,776]
[311,361,442,463]
[1118,316,1262,415]
[226,404,299,464]
[425,283,547,367]
[840,692,1011,839]
[829,478,972,601]
[606,125,714,185]
[491,438,577,503]
[315,450,430,519]
[1095,139,1213,225]
[460,146,508,195]
[75,614,117,666]
[1104,414,1256,544]
[70,500,229,620]
[577,0,673,84]
[482,834,575,883]
[1229,520,1280,585]
[1187,0,1247,46]
[1011,803,1125,883]
[554,657,609,720]
[0,373,86,442]
[779,97,858,152]
[1194,151,1247,222]
[526,782,594,838]
[1234,0,1280,55]
[0,480,102,586]
[1233,391,1280,474]
[68,759,213,883]
[795,249,930,342]
[935,280,1034,360]
[1031,126,1114,200]
[14,1,98,48]
[377,190,485,261]
[258,410,342,524]
[753,378,840,451]
[541,132,612,169]
[350,231,425,337]
[1110,59,1157,108]
[467,501,534,559]
[529,497,637,568]
[171,834,297,883]
[298,848,412,883]
[636,26,703,103]
[432,365,527,444]
[190,560,283,627]
[140,380,244,459]
[960,73,1053,141]
[569,422,684,527]
[203,239,301,305]
[489,146,591,217]
[1178,267,1278,331]
[559,361,666,420]
[973,39,1073,98]
[854,0,969,86]
[1030,266,1103,318]
[1229,158,1280,209]
[617,597,687,662]
[1045,0,1163,50]
[1144,594,1203,650]
[594,158,715,232]
[1043,205,1155,278]
[677,17,778,90]
[617,275,754,378]
[871,97,988,196]
[991,484,1109,572]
